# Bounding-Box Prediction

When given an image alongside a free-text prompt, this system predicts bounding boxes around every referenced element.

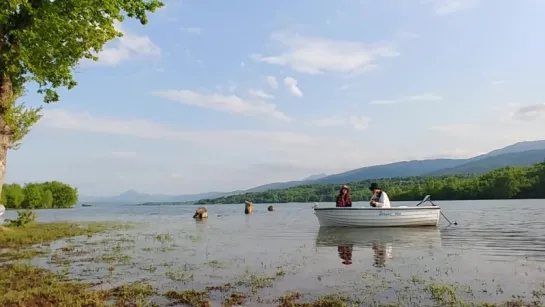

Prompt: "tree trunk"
[0,74,14,200]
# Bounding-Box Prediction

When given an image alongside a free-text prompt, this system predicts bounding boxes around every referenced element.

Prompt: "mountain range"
[79,140,545,204]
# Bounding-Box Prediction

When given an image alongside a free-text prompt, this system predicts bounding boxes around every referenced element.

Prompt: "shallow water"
[6,199,545,306]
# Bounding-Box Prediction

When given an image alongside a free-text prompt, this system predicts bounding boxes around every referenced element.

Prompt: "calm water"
[5,199,545,306]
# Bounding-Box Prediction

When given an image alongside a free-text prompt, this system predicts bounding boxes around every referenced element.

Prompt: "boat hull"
[314,206,440,227]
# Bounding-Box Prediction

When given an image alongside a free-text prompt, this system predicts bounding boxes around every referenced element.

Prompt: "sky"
[5,0,545,196]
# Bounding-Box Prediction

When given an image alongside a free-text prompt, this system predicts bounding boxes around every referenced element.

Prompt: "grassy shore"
[1,214,544,306]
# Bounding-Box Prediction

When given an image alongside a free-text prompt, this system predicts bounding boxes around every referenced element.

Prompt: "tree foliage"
[0,0,164,195]
[1,181,78,209]
[196,160,545,204]
[0,0,163,143]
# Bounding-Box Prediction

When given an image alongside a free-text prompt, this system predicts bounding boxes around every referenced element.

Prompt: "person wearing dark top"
[336,185,352,207]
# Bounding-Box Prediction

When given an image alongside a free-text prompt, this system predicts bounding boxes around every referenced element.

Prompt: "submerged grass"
[164,289,211,306]
[0,263,110,306]
[0,263,160,307]
[0,221,132,249]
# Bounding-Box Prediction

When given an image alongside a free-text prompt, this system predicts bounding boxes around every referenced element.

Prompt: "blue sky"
[6,0,545,196]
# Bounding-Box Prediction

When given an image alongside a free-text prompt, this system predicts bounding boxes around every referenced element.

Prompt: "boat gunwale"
[314,206,440,211]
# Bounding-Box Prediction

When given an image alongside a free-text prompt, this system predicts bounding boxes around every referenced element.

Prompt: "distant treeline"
[196,160,545,204]
[1,181,78,209]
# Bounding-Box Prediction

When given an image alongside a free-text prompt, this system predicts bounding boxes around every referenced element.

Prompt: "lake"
[4,199,545,306]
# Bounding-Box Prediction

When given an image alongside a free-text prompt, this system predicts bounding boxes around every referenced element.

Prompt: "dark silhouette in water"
[372,242,389,267]
[193,207,208,219]
[337,244,353,265]
[245,201,253,214]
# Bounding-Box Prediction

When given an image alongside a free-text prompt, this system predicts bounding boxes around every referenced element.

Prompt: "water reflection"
[371,242,392,267]
[316,227,442,267]
[337,245,353,265]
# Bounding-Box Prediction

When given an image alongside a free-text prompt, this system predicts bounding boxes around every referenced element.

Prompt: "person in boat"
[369,183,391,208]
[336,185,352,207]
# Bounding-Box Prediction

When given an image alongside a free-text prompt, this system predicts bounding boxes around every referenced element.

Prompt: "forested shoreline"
[196,160,545,204]
[1,181,78,209]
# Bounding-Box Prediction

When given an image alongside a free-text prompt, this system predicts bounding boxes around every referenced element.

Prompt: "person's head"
[340,185,350,195]
[369,183,382,193]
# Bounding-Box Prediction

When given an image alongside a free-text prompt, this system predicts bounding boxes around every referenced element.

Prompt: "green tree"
[40,181,78,208]
[2,180,78,209]
[41,189,53,208]
[0,0,164,197]
[22,183,42,208]
[3,183,24,208]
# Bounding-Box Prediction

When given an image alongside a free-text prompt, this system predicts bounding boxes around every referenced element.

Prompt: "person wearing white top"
[369,183,391,208]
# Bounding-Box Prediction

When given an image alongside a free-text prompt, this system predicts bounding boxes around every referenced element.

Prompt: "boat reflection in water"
[315,227,442,267]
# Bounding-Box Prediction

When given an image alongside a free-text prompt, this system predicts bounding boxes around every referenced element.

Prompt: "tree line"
[196,160,545,204]
[1,181,78,209]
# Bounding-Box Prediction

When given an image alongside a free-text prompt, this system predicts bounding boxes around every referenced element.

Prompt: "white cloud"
[94,23,161,66]
[34,104,545,195]
[253,31,399,74]
[240,61,246,68]
[266,76,278,90]
[151,89,292,121]
[512,103,545,121]
[430,123,475,134]
[370,93,443,105]
[283,77,303,97]
[37,109,396,174]
[350,116,371,131]
[248,89,275,100]
[429,0,480,15]
[491,80,505,86]
[307,115,370,131]
[430,104,545,155]
[179,27,202,34]
[40,109,304,145]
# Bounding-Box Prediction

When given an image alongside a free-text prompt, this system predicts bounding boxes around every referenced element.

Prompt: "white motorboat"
[313,195,443,227]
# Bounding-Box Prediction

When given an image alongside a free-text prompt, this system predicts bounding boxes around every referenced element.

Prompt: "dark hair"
[337,186,352,204]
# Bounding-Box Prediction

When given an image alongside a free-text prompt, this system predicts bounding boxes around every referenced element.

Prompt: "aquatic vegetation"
[222,292,249,306]
[0,221,131,249]
[110,281,157,306]
[205,259,225,269]
[0,248,43,261]
[0,263,110,306]
[278,292,358,307]
[165,268,194,282]
[6,210,37,227]
[425,282,459,305]
[154,232,174,243]
[164,289,211,306]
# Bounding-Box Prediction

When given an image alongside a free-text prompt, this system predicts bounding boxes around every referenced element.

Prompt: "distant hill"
[306,140,545,185]
[480,140,545,158]
[311,159,465,184]
[302,173,328,181]
[81,140,545,203]
[426,149,545,176]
